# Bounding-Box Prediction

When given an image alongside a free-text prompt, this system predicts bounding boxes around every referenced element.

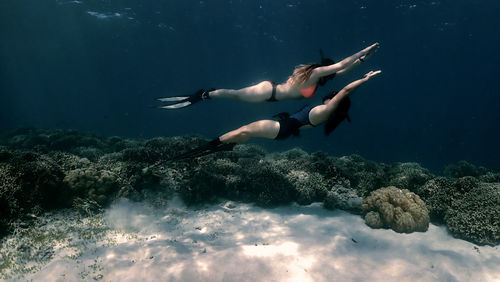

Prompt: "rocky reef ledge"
[0,128,498,245]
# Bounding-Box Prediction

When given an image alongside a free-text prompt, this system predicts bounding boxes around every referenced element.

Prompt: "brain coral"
[362,186,429,233]
[63,167,120,205]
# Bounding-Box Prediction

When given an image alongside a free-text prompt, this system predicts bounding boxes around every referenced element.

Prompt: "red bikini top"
[299,84,317,98]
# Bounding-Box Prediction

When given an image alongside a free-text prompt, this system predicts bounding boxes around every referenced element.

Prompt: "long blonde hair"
[290,63,320,85]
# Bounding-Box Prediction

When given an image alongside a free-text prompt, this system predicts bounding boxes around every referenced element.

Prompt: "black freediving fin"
[157,89,212,109]
[320,48,326,61]
[318,49,336,86]
[319,48,335,66]
[171,138,236,161]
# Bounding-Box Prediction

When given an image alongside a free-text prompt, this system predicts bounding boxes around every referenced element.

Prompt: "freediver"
[158,43,379,109]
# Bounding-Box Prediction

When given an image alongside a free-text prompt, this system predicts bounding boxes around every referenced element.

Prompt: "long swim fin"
[171,138,236,161]
[157,89,212,109]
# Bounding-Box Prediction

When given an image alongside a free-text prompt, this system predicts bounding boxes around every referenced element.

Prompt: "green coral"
[232,144,267,160]
[385,162,434,192]
[479,172,500,183]
[308,152,340,178]
[0,163,17,235]
[323,184,362,212]
[416,176,478,222]
[63,167,120,205]
[332,154,386,197]
[106,136,141,152]
[179,147,329,207]
[181,158,239,204]
[0,150,66,236]
[416,177,454,222]
[120,136,206,164]
[444,182,499,245]
[286,170,328,205]
[444,160,489,178]
[1,151,65,210]
[243,165,294,207]
[417,176,499,245]
[362,186,429,233]
[49,152,92,172]
[276,148,309,161]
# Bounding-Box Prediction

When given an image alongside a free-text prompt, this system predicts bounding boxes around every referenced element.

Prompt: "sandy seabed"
[4,196,499,282]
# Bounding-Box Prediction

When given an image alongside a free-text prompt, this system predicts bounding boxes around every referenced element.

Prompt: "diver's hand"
[360,43,380,61]
[364,70,382,80]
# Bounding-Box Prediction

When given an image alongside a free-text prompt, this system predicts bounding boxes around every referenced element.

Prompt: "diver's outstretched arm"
[333,58,363,76]
[309,70,382,125]
[335,43,379,76]
[311,43,379,80]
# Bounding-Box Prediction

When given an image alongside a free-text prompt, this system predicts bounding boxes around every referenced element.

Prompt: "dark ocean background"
[1,0,499,172]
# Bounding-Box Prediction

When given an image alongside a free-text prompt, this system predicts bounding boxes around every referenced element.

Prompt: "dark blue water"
[1,0,499,171]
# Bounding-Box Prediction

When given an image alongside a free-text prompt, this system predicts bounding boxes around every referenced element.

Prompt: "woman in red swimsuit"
[159,43,380,109]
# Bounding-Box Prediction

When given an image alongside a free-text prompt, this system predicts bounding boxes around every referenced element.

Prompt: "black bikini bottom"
[267,81,277,102]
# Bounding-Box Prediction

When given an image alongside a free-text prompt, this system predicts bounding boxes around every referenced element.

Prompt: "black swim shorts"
[275,117,302,140]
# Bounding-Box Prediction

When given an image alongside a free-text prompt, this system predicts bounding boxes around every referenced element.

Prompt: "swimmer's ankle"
[203,88,215,99]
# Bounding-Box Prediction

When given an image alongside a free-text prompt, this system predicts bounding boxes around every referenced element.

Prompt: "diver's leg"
[158,81,273,109]
[172,120,279,160]
[219,120,280,143]
[208,81,273,103]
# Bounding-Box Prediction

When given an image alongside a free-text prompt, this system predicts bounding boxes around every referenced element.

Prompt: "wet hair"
[291,58,337,86]
[290,63,321,85]
[323,91,351,136]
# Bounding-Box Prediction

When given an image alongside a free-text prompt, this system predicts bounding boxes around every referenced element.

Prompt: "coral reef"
[286,170,328,205]
[331,154,386,197]
[385,162,434,192]
[0,149,66,235]
[181,158,240,205]
[416,176,478,223]
[323,184,363,212]
[362,186,430,233]
[479,171,500,183]
[444,160,489,178]
[444,182,499,245]
[62,167,120,205]
[0,128,498,246]
[237,164,295,207]
[418,176,499,245]
[415,177,454,222]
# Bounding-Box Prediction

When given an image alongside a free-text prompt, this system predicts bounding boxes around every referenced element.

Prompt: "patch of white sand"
[23,197,500,281]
